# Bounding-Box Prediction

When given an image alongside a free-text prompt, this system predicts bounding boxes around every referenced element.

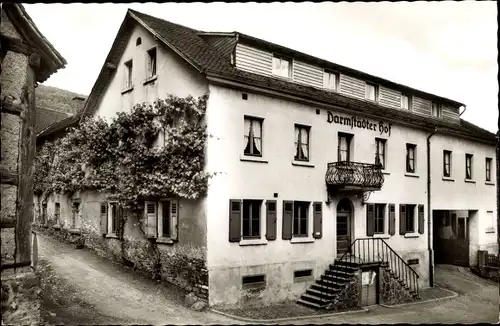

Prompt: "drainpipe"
[427,126,438,287]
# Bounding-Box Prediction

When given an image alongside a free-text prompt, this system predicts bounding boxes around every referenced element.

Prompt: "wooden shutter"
[418,204,425,234]
[171,200,179,241]
[229,199,241,242]
[266,200,277,240]
[145,201,157,238]
[282,201,293,240]
[366,204,375,236]
[117,206,124,239]
[100,202,108,235]
[313,202,323,239]
[399,204,406,235]
[389,204,396,235]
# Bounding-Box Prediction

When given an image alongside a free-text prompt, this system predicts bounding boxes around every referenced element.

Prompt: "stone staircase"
[297,258,360,309]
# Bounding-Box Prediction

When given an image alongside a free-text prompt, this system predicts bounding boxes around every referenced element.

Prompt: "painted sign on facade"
[327,111,392,136]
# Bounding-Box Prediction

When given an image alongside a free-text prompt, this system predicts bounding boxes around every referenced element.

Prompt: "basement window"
[242,274,266,290]
[407,258,419,265]
[294,269,313,283]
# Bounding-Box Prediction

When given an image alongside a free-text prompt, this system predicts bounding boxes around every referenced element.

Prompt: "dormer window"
[272,55,291,79]
[431,102,442,118]
[401,93,411,110]
[323,70,339,91]
[365,82,378,101]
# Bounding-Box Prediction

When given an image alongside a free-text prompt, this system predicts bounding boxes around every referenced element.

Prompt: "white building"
[37,9,497,309]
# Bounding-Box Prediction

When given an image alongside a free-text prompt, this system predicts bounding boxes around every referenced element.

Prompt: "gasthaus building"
[36,9,497,309]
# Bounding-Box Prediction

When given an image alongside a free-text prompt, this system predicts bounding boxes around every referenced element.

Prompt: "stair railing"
[319,238,419,308]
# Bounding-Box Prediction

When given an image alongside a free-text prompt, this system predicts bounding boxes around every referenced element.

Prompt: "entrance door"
[337,212,350,256]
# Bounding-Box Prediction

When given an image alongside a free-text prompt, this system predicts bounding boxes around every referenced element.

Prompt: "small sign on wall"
[362,270,377,286]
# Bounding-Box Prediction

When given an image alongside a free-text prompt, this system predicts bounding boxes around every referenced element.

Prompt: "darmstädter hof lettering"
[327,111,392,136]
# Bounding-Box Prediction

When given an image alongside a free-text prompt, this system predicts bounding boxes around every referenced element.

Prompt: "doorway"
[433,210,470,266]
[337,198,353,256]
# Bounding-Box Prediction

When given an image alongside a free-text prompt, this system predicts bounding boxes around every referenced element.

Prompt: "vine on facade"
[34,94,210,211]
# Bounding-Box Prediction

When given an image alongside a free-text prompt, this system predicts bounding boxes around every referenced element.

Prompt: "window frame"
[374,203,386,234]
[406,143,416,173]
[405,204,416,233]
[72,202,80,229]
[146,46,157,79]
[124,59,133,89]
[375,138,386,169]
[431,102,442,118]
[243,116,264,157]
[54,203,60,225]
[465,153,473,180]
[365,82,379,102]
[272,54,292,79]
[242,199,262,239]
[108,202,119,234]
[338,133,352,162]
[294,124,310,162]
[486,157,492,182]
[401,93,411,110]
[292,201,310,237]
[443,150,452,177]
[323,69,339,91]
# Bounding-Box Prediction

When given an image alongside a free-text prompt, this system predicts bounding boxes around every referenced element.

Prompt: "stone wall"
[379,267,416,305]
[325,274,361,311]
[1,272,42,325]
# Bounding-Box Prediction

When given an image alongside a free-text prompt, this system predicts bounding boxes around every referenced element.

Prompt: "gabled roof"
[3,3,66,82]
[79,8,496,145]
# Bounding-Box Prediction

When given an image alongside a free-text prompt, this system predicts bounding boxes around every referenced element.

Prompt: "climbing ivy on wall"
[34,94,210,210]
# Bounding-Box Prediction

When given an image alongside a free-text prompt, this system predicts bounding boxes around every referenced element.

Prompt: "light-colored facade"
[35,9,497,309]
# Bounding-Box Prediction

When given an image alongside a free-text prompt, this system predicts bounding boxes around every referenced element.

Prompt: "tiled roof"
[35,107,70,135]
[80,8,496,145]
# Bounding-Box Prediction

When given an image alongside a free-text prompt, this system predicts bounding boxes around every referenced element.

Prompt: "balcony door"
[337,198,353,256]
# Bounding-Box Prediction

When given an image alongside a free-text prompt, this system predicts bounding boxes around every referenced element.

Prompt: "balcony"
[325,161,384,193]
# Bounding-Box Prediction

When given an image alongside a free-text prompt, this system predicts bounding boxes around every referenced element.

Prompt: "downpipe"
[427,127,438,287]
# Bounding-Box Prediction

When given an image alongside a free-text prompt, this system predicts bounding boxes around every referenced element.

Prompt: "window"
[294,269,313,282]
[486,157,492,181]
[406,144,416,173]
[401,94,411,110]
[55,203,60,224]
[272,55,291,78]
[147,47,157,78]
[242,274,266,290]
[365,83,378,101]
[136,37,142,46]
[374,204,385,234]
[375,138,386,169]
[144,200,179,240]
[443,150,451,177]
[244,116,263,157]
[323,70,339,91]
[242,200,262,239]
[109,202,118,233]
[431,102,441,118]
[406,205,416,233]
[124,60,133,89]
[465,154,473,179]
[293,201,309,237]
[338,133,352,162]
[294,124,310,161]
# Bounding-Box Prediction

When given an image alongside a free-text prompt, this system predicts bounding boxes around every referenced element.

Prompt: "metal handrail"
[320,237,419,309]
[325,161,384,189]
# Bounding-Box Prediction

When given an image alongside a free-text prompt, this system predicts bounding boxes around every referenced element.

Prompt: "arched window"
[136,37,142,46]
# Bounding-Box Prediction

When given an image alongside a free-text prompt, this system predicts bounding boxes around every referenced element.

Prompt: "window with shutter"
[171,200,178,240]
[293,201,309,237]
[406,205,415,233]
[399,204,406,235]
[313,202,322,239]
[100,202,108,235]
[282,201,293,240]
[388,204,396,235]
[418,204,424,234]
[242,200,262,239]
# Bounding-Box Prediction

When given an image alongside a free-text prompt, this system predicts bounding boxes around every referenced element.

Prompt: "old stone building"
[1,3,66,323]
[34,8,497,310]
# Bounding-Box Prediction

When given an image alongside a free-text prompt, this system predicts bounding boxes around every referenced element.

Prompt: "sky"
[25,2,498,133]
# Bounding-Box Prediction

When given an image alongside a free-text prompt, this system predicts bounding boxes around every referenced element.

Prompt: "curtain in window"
[339,137,348,161]
[328,73,337,89]
[300,128,309,160]
[294,127,300,159]
[407,148,414,171]
[281,59,289,77]
[444,154,450,175]
[366,85,375,100]
[244,119,251,153]
[272,57,281,74]
[253,120,261,154]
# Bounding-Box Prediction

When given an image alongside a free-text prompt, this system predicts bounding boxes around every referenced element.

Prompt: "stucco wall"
[94,22,209,120]
[205,84,433,306]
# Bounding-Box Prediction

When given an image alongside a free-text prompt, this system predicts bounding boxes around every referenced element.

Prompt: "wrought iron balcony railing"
[325,161,384,190]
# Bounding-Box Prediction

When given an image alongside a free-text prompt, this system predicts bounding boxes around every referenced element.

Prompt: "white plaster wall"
[94,23,209,120]
[205,84,433,305]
